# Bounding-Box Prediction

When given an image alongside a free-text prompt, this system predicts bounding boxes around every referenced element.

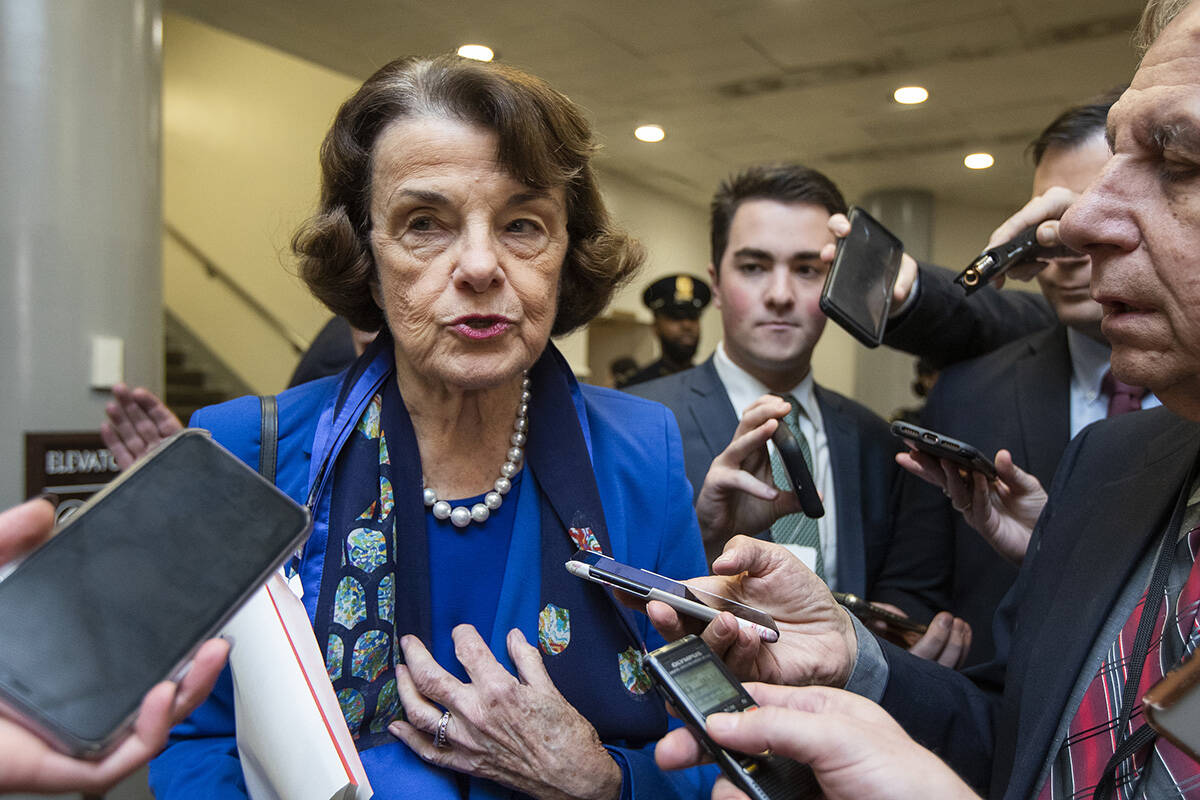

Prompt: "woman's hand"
[390,625,622,800]
[655,684,980,800]
[897,448,1047,565]
[100,384,184,470]
[695,395,802,549]
[646,537,857,689]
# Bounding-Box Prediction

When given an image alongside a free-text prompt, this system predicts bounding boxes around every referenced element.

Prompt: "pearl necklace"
[422,374,531,528]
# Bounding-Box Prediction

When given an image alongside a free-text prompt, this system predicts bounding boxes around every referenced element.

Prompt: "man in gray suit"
[627,164,913,609]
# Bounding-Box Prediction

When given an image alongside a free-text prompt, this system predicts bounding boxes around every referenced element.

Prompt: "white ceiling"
[164,0,1144,211]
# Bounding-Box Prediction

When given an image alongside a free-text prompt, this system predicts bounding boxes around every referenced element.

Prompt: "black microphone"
[954,224,1071,294]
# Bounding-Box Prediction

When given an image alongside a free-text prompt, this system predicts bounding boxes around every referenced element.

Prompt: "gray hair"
[1133,0,1193,57]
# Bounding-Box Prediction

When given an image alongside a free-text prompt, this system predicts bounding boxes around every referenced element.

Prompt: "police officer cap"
[642,274,711,319]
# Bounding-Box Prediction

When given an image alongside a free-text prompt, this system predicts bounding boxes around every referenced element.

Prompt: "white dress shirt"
[1067,328,1159,438]
[712,342,840,589]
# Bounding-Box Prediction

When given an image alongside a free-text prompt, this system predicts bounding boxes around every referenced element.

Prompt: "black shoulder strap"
[258,395,278,483]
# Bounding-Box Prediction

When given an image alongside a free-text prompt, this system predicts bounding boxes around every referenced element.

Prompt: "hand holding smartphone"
[891,421,998,481]
[832,592,927,636]
[645,636,820,800]
[0,430,311,757]
[769,402,824,519]
[820,207,904,348]
[565,551,780,642]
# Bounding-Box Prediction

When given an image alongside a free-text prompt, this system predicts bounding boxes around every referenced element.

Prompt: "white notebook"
[224,573,373,800]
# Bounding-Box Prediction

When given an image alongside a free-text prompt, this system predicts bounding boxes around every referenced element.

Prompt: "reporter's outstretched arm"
[822,213,1054,367]
[655,684,980,800]
[101,383,184,470]
[0,498,230,794]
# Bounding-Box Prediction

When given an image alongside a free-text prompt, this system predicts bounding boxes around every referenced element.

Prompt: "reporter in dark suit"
[876,93,1159,667]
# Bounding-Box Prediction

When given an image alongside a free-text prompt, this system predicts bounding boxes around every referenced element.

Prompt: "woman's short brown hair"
[293,55,643,337]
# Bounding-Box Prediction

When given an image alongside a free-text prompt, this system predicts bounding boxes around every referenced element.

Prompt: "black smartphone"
[769,399,824,519]
[565,550,779,642]
[644,635,820,800]
[0,429,311,757]
[832,592,927,635]
[890,420,998,481]
[819,206,904,348]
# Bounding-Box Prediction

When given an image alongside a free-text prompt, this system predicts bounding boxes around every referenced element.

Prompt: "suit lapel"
[1006,415,1200,798]
[686,358,739,466]
[815,386,867,595]
[1013,327,1072,483]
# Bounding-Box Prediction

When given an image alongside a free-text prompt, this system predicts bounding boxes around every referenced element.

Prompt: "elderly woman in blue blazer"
[149,55,712,800]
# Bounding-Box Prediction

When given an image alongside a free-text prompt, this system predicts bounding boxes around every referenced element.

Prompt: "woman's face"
[368,115,569,391]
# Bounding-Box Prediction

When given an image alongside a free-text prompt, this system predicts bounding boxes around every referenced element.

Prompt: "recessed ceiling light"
[634,124,665,143]
[457,44,494,62]
[964,152,994,170]
[893,86,929,105]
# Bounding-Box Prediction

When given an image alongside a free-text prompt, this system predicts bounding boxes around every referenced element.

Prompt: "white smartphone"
[565,550,779,642]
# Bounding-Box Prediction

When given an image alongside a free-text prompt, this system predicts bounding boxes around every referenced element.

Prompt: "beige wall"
[163,15,356,392]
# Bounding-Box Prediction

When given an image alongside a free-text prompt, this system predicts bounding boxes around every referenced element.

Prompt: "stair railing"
[164,222,308,356]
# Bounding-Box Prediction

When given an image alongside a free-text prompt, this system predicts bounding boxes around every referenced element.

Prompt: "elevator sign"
[25,432,120,521]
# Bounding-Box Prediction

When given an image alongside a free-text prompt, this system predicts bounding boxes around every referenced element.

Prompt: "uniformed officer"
[620,274,711,388]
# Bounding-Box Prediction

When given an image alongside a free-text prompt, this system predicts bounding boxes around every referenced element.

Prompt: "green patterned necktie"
[769,396,824,581]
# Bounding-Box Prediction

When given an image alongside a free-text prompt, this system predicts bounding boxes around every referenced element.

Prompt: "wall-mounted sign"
[25,432,120,522]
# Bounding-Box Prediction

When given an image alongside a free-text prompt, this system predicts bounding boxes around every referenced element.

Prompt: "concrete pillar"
[0,0,163,508]
[853,189,934,419]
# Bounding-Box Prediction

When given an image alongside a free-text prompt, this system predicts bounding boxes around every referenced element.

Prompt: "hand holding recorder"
[958,186,1081,292]
[0,498,229,795]
[655,683,980,800]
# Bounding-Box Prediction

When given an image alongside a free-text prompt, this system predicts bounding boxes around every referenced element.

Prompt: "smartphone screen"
[819,207,903,348]
[570,550,778,633]
[0,430,310,754]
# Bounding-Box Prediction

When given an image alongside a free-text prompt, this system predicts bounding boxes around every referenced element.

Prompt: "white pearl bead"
[422,488,437,506]
[520,390,532,404]
[522,375,531,389]
[511,431,526,447]
[507,447,523,463]
[450,506,472,527]
[432,501,452,520]
[470,503,490,523]
[500,461,518,478]
[517,403,528,417]
[495,477,512,495]
[514,417,528,433]
[484,491,502,509]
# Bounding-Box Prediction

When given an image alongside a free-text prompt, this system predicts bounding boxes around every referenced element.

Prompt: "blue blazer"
[149,369,713,800]
[627,357,904,596]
